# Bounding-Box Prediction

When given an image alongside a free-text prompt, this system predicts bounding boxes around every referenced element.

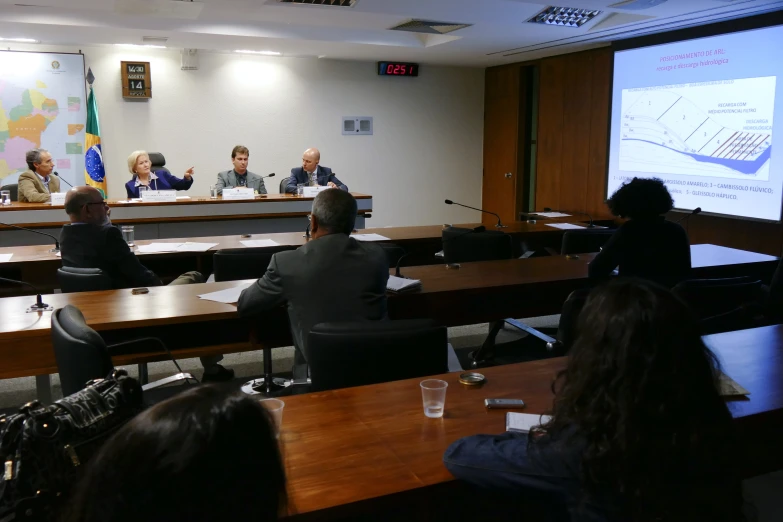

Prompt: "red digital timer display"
[378,62,419,77]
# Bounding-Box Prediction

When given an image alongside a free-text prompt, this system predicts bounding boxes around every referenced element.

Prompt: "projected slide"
[620,77,774,180]
[607,23,783,221]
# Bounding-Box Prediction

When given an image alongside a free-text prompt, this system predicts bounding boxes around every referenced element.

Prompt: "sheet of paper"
[175,242,218,252]
[506,412,553,433]
[719,372,750,397]
[135,243,183,253]
[0,253,12,262]
[387,275,422,292]
[175,196,191,200]
[545,223,586,230]
[534,212,571,218]
[198,283,252,304]
[352,233,391,242]
[240,239,281,248]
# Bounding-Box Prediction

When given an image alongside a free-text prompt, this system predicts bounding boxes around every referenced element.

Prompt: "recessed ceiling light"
[0,37,39,43]
[115,43,167,49]
[528,6,603,28]
[234,50,281,56]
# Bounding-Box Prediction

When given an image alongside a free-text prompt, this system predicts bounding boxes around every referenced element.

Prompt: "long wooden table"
[0,244,776,383]
[281,325,783,519]
[0,193,372,247]
[0,220,594,295]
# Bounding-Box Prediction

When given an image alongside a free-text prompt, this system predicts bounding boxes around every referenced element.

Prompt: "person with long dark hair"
[444,279,745,522]
[589,177,691,288]
[66,385,287,522]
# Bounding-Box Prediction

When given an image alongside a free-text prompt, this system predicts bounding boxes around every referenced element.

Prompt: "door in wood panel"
[483,66,520,225]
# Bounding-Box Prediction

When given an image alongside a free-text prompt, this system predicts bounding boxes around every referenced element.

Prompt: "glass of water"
[420,379,448,418]
[137,186,148,200]
[121,225,135,247]
[296,183,305,196]
[0,190,10,205]
[209,185,218,199]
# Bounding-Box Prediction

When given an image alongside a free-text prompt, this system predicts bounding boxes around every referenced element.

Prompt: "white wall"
[15,45,485,228]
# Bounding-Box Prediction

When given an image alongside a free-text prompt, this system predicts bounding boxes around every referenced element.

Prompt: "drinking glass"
[420,379,448,418]
[209,185,218,199]
[121,225,135,247]
[0,190,10,205]
[296,183,305,196]
[259,398,285,438]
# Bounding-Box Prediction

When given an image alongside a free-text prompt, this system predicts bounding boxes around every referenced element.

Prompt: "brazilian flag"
[84,85,107,196]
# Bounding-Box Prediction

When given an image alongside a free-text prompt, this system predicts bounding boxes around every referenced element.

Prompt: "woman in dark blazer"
[125,150,194,199]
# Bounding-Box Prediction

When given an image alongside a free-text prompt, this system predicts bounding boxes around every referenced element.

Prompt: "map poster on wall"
[0,51,87,188]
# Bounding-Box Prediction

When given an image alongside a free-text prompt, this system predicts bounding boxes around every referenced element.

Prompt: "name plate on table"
[49,192,66,206]
[222,188,255,201]
[303,186,330,198]
[141,190,177,203]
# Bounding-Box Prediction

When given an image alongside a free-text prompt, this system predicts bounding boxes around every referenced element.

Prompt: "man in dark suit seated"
[284,147,348,193]
[60,186,234,382]
[238,189,388,377]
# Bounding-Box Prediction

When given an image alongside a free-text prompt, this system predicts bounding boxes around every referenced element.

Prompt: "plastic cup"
[121,225,135,247]
[209,185,218,199]
[259,398,285,438]
[420,379,448,418]
[296,183,305,196]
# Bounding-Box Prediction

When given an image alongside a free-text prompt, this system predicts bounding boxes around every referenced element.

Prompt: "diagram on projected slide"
[619,76,775,181]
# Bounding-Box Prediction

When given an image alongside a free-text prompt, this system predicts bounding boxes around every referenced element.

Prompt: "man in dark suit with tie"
[284,147,348,193]
[238,189,387,376]
[59,186,234,382]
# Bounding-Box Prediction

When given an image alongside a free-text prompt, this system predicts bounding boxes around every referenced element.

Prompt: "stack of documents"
[197,283,252,304]
[240,239,280,248]
[506,413,553,433]
[136,242,218,253]
[352,233,390,241]
[532,212,571,218]
[386,275,422,293]
[545,223,587,230]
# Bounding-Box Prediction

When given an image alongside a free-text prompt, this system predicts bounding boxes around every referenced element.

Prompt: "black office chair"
[147,152,171,175]
[442,227,513,264]
[212,246,297,282]
[57,267,113,293]
[307,319,448,392]
[560,229,614,256]
[51,305,195,397]
[378,242,406,269]
[279,176,292,194]
[1,183,18,201]
[673,276,765,335]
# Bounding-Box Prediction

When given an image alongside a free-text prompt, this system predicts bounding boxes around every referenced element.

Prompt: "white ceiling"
[0,0,781,66]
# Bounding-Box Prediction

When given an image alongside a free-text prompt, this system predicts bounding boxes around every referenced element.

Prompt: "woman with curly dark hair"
[444,279,745,522]
[588,177,691,287]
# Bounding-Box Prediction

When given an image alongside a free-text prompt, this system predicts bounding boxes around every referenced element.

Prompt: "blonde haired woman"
[125,150,194,199]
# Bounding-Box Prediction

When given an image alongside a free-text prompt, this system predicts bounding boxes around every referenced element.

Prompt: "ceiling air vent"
[390,20,472,35]
[528,6,603,28]
[275,0,357,7]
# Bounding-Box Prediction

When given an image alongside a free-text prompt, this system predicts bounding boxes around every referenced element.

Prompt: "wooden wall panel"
[586,49,612,219]
[559,53,594,214]
[535,58,566,211]
[482,65,520,225]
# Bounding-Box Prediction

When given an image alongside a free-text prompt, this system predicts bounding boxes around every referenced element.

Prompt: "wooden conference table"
[0,193,373,247]
[0,244,776,383]
[280,325,783,519]
[0,219,595,295]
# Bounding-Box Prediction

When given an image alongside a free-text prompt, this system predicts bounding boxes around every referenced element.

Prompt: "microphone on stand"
[0,276,53,312]
[674,207,702,224]
[395,252,411,278]
[542,207,595,228]
[52,172,75,189]
[444,200,507,228]
[0,222,60,253]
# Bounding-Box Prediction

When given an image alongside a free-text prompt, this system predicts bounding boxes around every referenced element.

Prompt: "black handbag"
[0,369,144,521]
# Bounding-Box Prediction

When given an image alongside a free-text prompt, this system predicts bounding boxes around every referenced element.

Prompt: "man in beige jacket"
[18,148,60,202]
